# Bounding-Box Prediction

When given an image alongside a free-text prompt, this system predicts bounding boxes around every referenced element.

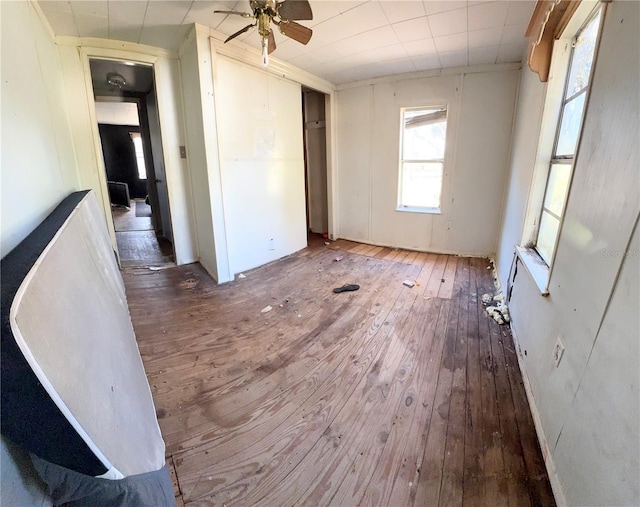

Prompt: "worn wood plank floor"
[123,238,555,507]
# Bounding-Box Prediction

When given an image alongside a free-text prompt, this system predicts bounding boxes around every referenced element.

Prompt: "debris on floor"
[325,242,331,246]
[238,273,246,279]
[403,280,415,288]
[261,305,273,313]
[485,304,510,325]
[148,265,173,271]
[333,284,360,294]
[334,256,343,262]
[179,278,199,290]
[482,258,510,325]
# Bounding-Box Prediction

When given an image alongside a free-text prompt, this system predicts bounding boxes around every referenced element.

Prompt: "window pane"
[537,211,560,265]
[130,133,147,180]
[555,92,586,157]
[566,9,601,97]
[403,108,447,160]
[543,163,572,217]
[400,162,443,208]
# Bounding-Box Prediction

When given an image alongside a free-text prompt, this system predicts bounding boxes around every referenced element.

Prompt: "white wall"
[178,27,231,283]
[1,1,80,503]
[496,1,640,505]
[335,67,519,256]
[1,0,79,258]
[495,66,547,289]
[94,101,139,126]
[213,57,307,275]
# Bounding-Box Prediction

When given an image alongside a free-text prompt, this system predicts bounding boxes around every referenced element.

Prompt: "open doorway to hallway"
[90,59,174,267]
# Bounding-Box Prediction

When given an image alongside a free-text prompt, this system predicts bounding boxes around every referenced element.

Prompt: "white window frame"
[518,1,605,295]
[396,105,448,214]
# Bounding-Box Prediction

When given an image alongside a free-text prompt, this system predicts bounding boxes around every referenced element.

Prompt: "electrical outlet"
[553,336,565,367]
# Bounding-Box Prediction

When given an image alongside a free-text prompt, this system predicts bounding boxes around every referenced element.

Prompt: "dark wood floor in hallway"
[123,238,555,507]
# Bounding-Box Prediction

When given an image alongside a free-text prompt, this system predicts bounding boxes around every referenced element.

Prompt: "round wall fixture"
[106,72,126,89]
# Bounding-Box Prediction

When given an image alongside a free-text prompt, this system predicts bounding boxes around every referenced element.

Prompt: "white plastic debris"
[325,241,330,246]
[486,306,505,325]
[334,256,343,262]
[238,273,246,279]
[483,257,510,324]
[261,305,273,313]
[403,280,415,288]
[485,301,510,325]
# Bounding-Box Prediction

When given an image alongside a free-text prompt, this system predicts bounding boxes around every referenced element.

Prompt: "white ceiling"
[38,0,535,85]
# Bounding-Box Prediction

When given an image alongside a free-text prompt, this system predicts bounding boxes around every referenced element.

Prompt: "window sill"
[395,206,441,215]
[516,246,550,296]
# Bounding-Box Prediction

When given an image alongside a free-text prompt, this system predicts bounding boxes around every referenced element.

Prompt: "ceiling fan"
[215,0,313,66]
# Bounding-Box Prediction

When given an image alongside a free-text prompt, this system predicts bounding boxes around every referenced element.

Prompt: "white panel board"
[553,220,639,506]
[10,192,165,477]
[215,57,307,275]
[448,70,519,254]
[336,86,372,242]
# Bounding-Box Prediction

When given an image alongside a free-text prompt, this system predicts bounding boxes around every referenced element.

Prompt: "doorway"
[302,87,329,244]
[89,59,174,267]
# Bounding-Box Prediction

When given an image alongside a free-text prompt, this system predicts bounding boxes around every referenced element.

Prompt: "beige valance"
[526,0,582,82]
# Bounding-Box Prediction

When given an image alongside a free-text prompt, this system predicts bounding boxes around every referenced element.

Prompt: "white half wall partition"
[335,66,520,257]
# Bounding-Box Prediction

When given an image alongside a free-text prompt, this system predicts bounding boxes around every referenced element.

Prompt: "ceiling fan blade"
[224,23,256,43]
[277,0,313,21]
[268,30,277,54]
[279,21,312,45]
[214,10,253,18]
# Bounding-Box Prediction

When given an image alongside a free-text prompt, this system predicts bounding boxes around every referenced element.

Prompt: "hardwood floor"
[112,199,153,232]
[123,239,555,507]
[112,200,174,267]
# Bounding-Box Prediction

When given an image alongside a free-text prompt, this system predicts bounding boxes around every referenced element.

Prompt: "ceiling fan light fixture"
[215,0,313,67]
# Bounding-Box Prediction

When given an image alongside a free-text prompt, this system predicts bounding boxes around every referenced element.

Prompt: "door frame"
[77,46,183,263]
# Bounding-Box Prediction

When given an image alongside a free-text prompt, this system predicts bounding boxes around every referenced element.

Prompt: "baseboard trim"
[509,323,567,507]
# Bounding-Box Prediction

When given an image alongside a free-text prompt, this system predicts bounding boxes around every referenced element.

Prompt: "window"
[130,132,147,180]
[534,7,602,265]
[398,106,448,213]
